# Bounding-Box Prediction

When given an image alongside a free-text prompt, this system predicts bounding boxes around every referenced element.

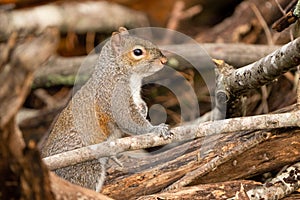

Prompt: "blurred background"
[0,0,297,144]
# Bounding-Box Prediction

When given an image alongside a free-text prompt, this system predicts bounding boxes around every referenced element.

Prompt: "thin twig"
[274,0,286,15]
[250,3,273,45]
[166,1,185,30]
[166,1,202,30]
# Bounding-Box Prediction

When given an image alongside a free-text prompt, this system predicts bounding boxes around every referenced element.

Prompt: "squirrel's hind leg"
[95,157,108,192]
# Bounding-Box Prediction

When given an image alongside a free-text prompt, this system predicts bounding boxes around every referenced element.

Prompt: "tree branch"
[0,1,149,42]
[33,43,280,88]
[214,37,300,119]
[43,109,300,170]
[227,38,300,95]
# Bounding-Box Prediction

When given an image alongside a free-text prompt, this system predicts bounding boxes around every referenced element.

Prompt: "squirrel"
[41,27,170,192]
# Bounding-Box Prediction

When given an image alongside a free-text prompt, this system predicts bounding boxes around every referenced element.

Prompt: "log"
[33,43,280,88]
[0,28,113,200]
[0,29,58,200]
[137,180,261,200]
[0,1,149,42]
[100,128,300,199]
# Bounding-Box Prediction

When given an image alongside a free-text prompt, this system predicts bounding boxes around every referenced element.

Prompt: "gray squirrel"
[41,27,170,192]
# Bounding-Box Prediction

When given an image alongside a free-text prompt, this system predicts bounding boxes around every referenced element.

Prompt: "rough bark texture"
[0,28,113,200]
[97,128,300,199]
[214,37,300,119]
[0,29,58,200]
[43,109,300,171]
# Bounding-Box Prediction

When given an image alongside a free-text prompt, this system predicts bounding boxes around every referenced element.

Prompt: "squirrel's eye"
[131,45,146,60]
[133,48,143,56]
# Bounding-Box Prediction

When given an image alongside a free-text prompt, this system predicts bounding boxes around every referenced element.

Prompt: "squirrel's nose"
[160,56,168,64]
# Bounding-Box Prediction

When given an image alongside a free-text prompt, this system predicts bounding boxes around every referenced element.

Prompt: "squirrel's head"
[110,27,167,77]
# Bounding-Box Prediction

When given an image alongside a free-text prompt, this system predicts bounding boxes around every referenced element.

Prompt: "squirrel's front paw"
[151,124,173,139]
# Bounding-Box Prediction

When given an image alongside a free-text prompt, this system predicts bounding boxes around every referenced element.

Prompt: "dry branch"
[33,43,280,88]
[196,0,291,43]
[214,37,300,119]
[0,29,58,200]
[226,38,300,95]
[0,1,149,41]
[43,109,300,170]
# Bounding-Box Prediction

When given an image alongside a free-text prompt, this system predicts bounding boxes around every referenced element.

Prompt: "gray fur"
[41,27,169,191]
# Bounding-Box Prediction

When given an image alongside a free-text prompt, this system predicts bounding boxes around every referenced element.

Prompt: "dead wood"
[213,37,300,119]
[196,0,291,43]
[246,162,300,200]
[42,109,300,171]
[49,173,113,200]
[0,28,113,200]
[32,43,279,88]
[100,128,300,199]
[41,103,300,199]
[0,28,58,200]
[0,1,149,42]
[137,180,261,200]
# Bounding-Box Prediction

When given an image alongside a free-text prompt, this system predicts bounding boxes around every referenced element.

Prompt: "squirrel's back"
[41,27,169,191]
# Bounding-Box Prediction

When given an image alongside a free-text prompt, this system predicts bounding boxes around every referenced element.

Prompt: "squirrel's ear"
[118,27,129,35]
[111,32,122,55]
[111,27,129,55]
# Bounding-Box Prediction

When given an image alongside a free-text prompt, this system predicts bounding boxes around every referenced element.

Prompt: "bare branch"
[214,37,300,119]
[43,109,300,171]
[0,1,149,41]
[33,43,280,88]
[227,37,300,95]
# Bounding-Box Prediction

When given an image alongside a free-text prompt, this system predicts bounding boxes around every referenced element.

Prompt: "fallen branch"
[33,43,280,88]
[214,37,300,119]
[43,109,300,170]
[226,37,300,95]
[102,126,300,199]
[0,1,148,42]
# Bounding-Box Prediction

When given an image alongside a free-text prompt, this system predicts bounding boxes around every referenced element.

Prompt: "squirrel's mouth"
[159,56,168,64]
[153,57,166,69]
